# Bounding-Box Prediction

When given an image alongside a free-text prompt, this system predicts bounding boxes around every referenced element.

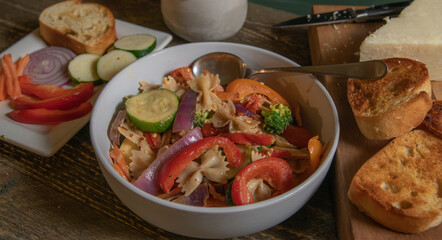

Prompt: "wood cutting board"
[308,5,442,240]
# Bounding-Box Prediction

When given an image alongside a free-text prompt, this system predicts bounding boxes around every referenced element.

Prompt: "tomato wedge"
[231,157,294,205]
[9,102,93,124]
[224,132,275,146]
[169,67,195,85]
[13,82,94,110]
[280,125,313,148]
[158,136,242,193]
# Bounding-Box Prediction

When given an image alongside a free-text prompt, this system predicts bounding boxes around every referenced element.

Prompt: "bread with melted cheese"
[347,58,432,140]
[348,129,442,233]
[39,0,117,55]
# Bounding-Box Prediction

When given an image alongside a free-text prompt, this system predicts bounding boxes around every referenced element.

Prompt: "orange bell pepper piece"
[216,78,291,108]
[308,136,323,171]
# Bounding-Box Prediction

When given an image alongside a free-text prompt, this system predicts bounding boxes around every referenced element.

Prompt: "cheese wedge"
[360,0,442,81]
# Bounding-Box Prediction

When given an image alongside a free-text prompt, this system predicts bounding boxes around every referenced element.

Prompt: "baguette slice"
[39,0,117,55]
[347,58,432,140]
[419,100,442,139]
[348,129,442,233]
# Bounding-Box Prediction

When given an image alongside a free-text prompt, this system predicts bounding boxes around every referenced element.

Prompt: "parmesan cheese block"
[360,0,442,81]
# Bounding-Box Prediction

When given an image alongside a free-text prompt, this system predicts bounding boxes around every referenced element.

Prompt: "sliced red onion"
[23,46,76,86]
[172,89,197,133]
[109,110,126,146]
[173,183,209,206]
[234,103,261,119]
[133,127,203,195]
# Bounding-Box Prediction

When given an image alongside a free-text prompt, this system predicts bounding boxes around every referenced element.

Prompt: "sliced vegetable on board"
[68,53,102,85]
[23,46,76,86]
[97,49,137,81]
[12,82,94,110]
[1,54,21,99]
[113,33,157,58]
[9,101,93,124]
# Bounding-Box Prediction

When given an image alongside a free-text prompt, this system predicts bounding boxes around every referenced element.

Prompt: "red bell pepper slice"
[144,132,161,149]
[231,157,294,206]
[19,75,93,99]
[270,149,292,158]
[13,82,94,110]
[9,102,93,124]
[224,132,275,146]
[158,136,242,193]
[280,125,313,148]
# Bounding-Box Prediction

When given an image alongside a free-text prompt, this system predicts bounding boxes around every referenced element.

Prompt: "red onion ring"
[172,89,197,133]
[109,110,127,146]
[173,183,209,206]
[234,103,261,119]
[23,46,76,86]
[133,127,203,195]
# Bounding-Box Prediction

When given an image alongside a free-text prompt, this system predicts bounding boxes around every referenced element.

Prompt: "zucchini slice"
[126,89,179,133]
[97,50,137,81]
[114,34,156,58]
[68,53,102,85]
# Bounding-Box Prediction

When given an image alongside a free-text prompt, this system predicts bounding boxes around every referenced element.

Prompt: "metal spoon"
[191,52,388,86]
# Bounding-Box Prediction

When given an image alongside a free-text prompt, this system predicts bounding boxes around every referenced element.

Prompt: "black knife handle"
[355,0,413,22]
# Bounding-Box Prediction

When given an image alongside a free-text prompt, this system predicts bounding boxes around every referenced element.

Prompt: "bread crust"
[419,100,442,139]
[39,0,116,55]
[348,129,442,233]
[348,58,432,140]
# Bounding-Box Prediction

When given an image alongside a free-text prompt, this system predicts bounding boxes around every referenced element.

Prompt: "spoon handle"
[248,60,388,80]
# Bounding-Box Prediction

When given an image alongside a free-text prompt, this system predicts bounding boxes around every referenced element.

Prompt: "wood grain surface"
[308,5,442,240]
[0,1,337,239]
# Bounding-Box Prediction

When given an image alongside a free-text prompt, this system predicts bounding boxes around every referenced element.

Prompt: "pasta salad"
[109,67,323,207]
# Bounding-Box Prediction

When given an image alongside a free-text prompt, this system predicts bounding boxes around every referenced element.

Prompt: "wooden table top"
[0,0,337,239]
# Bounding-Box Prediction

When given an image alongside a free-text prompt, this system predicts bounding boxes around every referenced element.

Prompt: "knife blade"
[273,0,413,28]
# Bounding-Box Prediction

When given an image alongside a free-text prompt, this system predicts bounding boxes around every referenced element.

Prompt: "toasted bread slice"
[419,100,442,139]
[348,129,442,233]
[348,58,432,140]
[39,0,116,55]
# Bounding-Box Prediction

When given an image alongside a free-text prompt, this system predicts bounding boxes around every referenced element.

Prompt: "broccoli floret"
[194,110,213,128]
[260,104,292,134]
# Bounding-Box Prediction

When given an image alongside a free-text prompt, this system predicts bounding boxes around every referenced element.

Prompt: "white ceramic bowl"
[161,0,247,42]
[90,42,339,239]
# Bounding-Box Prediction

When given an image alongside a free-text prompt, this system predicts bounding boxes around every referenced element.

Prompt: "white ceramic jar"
[161,0,248,42]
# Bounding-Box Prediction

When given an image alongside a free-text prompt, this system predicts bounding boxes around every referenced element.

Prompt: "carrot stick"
[0,66,6,100]
[2,54,21,98]
[16,54,30,76]
[1,55,15,99]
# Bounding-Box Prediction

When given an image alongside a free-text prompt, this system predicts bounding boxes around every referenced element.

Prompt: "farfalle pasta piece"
[246,178,272,202]
[139,80,160,92]
[176,147,229,196]
[118,120,156,178]
[274,135,296,148]
[211,100,260,133]
[250,146,268,162]
[188,73,222,111]
[161,76,187,99]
